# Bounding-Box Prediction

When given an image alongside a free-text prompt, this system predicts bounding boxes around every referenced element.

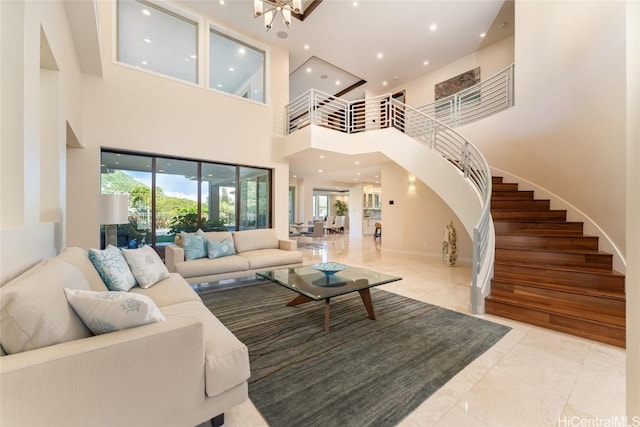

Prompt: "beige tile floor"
[223,233,626,427]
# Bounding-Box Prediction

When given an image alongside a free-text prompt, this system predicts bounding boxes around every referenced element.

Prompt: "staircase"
[485,177,626,347]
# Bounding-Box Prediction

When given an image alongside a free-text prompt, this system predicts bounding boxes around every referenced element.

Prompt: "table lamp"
[100,194,129,248]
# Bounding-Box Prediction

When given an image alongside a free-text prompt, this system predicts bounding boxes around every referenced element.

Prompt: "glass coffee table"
[256,263,402,332]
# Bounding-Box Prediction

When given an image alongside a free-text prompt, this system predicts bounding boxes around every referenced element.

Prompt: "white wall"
[1,1,83,284]
[626,0,640,418]
[382,163,472,261]
[66,0,291,250]
[386,35,514,107]
[458,1,627,264]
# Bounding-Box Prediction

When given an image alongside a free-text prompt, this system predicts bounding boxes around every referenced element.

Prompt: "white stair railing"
[415,64,515,128]
[284,65,515,313]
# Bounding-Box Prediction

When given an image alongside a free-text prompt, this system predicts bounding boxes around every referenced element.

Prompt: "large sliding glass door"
[100,150,272,253]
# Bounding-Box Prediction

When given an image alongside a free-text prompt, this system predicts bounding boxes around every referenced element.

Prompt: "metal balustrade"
[284,64,515,313]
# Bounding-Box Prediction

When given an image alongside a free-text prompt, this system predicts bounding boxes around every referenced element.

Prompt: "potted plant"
[333,200,348,216]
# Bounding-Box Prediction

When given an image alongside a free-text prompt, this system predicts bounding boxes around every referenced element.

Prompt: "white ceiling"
[175,0,513,187]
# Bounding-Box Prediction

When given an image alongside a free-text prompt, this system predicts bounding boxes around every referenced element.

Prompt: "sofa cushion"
[88,245,137,292]
[238,248,304,270]
[160,301,251,397]
[121,245,170,288]
[0,261,93,354]
[65,288,165,335]
[129,273,201,307]
[174,255,249,279]
[181,232,208,260]
[232,229,279,253]
[49,247,108,292]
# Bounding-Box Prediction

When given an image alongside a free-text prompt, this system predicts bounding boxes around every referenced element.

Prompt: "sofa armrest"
[278,239,298,251]
[165,244,184,272]
[0,316,207,427]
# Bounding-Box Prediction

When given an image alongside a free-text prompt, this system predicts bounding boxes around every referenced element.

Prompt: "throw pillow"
[206,237,236,259]
[88,245,137,292]
[64,288,165,335]
[196,229,236,259]
[181,231,207,260]
[121,245,170,289]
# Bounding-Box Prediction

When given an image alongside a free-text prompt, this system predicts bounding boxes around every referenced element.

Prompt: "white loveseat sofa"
[165,228,303,284]
[0,247,250,427]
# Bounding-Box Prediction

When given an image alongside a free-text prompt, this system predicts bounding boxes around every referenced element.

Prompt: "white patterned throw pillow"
[121,245,170,289]
[88,245,137,291]
[206,237,236,259]
[64,288,165,335]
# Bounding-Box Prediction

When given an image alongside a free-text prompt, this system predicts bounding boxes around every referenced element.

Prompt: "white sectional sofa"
[165,228,303,284]
[0,247,250,427]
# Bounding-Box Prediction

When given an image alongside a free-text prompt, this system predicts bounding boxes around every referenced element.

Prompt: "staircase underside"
[485,177,626,348]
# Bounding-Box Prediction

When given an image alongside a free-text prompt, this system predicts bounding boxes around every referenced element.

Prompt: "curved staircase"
[485,176,626,347]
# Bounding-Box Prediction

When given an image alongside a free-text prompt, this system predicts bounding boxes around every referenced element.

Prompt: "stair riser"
[493,183,519,191]
[495,235,599,251]
[492,177,504,184]
[494,263,625,292]
[494,221,584,235]
[485,299,625,348]
[495,248,612,270]
[490,281,625,325]
[491,200,550,210]
[491,190,534,200]
[492,210,567,221]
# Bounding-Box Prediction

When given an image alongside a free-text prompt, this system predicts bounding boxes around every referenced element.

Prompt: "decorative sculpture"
[442,220,458,266]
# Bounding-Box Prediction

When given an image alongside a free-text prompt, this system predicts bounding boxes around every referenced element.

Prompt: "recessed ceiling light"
[382,81,388,86]
[293,175,297,178]
[141,60,148,65]
[238,48,246,54]
[320,155,324,159]
[393,76,399,80]
[377,53,383,59]
[143,38,151,43]
[141,9,150,16]
[352,1,358,6]
[219,0,224,4]
[229,67,234,72]
[429,24,437,32]
[335,80,341,86]
[423,60,429,66]
[304,44,310,50]
[306,67,312,73]
[356,172,361,176]
[318,169,323,173]
[190,54,197,59]
[480,32,486,38]
[353,178,358,181]
[375,175,379,178]
[355,161,360,165]
[217,83,222,88]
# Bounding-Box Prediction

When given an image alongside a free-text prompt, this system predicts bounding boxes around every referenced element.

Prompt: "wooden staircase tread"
[494,260,625,277]
[491,277,626,300]
[485,295,625,327]
[494,246,607,255]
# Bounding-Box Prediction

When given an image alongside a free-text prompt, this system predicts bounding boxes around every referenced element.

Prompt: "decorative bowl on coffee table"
[312,262,347,276]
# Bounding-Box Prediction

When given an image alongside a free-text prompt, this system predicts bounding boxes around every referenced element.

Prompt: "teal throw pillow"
[88,245,137,291]
[181,231,207,260]
[207,237,236,259]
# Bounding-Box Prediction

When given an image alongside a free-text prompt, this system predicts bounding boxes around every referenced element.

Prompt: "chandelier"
[254,0,303,31]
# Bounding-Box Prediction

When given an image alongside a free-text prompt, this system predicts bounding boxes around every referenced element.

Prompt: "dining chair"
[373,222,382,240]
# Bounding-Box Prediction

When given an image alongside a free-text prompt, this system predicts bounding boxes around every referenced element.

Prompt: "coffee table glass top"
[256,264,402,301]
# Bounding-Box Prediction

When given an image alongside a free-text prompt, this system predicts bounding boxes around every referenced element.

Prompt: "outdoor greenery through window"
[117,0,198,84]
[209,29,265,103]
[100,150,271,253]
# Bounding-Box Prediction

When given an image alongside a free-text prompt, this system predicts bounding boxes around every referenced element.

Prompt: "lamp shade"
[100,194,129,225]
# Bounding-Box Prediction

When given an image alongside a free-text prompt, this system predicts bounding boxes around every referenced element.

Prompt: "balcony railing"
[284,65,515,313]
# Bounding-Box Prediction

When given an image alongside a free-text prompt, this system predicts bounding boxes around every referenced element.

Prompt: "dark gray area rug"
[201,282,510,427]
